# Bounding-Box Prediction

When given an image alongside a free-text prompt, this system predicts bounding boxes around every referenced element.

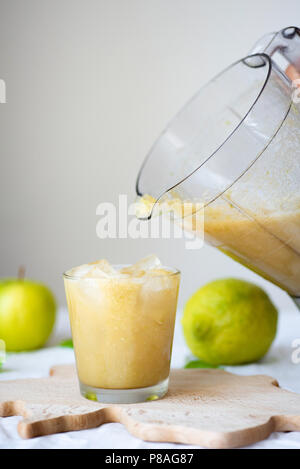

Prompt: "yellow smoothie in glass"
[64,255,180,402]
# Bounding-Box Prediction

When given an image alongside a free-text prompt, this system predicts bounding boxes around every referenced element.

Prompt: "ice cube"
[133,254,162,271]
[84,259,119,278]
[141,271,175,293]
[121,255,162,276]
[68,263,94,278]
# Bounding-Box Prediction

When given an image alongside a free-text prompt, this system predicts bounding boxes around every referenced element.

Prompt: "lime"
[182,278,278,365]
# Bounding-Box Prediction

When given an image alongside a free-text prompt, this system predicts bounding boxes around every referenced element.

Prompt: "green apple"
[0,278,56,351]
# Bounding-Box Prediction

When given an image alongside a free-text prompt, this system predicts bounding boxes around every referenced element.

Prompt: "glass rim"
[63,263,181,280]
[135,52,287,202]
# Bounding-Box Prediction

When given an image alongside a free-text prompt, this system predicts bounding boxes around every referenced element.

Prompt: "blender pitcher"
[136,27,300,309]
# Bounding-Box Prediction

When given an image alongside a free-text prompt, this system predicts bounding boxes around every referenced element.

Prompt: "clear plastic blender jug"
[136,27,300,308]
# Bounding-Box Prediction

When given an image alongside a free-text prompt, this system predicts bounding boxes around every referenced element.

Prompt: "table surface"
[1,307,300,449]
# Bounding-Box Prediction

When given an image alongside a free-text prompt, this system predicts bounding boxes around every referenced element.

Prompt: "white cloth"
[1,307,300,449]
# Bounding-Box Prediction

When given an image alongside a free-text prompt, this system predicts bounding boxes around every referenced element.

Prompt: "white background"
[0,0,299,310]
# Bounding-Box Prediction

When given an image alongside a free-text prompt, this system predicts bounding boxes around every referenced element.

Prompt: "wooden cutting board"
[1,365,300,448]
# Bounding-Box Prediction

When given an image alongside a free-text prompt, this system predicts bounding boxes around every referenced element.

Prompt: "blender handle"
[249,26,300,81]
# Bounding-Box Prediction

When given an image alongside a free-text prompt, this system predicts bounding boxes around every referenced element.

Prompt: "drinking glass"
[64,266,180,403]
